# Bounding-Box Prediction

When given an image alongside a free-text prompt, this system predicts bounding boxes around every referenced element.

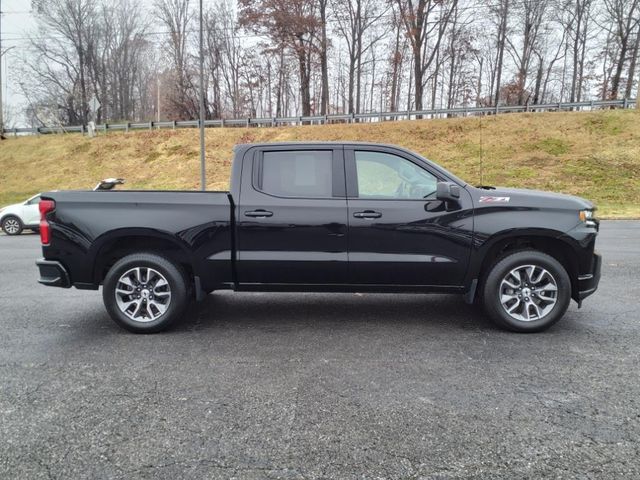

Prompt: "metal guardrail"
[2,98,636,136]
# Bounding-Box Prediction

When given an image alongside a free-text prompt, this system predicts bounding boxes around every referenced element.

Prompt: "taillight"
[39,199,56,245]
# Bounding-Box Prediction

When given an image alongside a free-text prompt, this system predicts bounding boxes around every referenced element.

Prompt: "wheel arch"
[472,230,580,301]
[1,213,23,224]
[90,229,195,286]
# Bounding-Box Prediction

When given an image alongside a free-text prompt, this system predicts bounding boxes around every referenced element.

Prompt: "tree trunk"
[389,22,401,112]
[610,39,629,99]
[625,28,640,99]
[414,45,423,113]
[494,0,509,107]
[297,36,311,117]
[319,0,329,115]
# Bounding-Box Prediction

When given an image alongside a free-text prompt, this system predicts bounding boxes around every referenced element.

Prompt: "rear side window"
[258,150,333,198]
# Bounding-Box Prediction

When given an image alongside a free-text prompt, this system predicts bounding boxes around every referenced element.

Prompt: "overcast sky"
[1,0,38,115]
[0,0,230,123]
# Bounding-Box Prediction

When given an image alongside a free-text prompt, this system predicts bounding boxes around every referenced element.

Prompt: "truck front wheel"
[102,252,189,333]
[482,250,571,333]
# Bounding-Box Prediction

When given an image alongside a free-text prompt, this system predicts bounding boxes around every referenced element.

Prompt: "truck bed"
[40,190,235,292]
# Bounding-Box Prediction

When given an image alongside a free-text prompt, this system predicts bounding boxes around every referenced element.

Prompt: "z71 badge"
[479,196,511,203]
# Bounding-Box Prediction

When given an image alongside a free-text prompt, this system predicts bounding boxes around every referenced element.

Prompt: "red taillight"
[39,199,56,245]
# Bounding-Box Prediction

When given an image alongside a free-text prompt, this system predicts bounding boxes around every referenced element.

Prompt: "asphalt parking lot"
[1,222,639,479]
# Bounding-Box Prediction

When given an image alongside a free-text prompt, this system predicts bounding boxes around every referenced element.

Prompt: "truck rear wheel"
[482,250,571,332]
[102,252,189,333]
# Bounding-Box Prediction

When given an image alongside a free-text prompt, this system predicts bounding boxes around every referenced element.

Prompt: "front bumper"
[577,252,601,302]
[36,259,71,288]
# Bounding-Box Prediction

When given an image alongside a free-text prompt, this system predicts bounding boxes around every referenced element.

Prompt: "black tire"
[1,216,23,236]
[102,252,189,333]
[482,250,571,333]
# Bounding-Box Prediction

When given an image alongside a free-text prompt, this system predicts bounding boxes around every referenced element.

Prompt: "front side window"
[355,151,438,199]
[260,150,333,198]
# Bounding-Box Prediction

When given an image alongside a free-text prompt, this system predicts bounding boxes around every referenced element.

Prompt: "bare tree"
[318,0,330,115]
[394,0,458,112]
[239,0,320,116]
[507,0,549,104]
[558,0,596,102]
[30,0,97,124]
[602,0,640,98]
[491,0,510,106]
[154,0,198,119]
[332,0,387,114]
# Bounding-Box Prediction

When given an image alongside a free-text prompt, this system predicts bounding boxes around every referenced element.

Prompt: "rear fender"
[90,228,194,285]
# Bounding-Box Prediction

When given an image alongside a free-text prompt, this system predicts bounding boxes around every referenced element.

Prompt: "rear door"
[345,147,473,287]
[236,146,348,285]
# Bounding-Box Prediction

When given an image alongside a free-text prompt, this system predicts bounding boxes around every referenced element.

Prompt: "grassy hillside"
[1,109,639,218]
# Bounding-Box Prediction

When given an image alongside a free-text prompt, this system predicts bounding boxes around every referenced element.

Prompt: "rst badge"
[479,196,511,203]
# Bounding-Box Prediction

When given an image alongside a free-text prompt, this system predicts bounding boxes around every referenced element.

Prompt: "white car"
[0,194,41,235]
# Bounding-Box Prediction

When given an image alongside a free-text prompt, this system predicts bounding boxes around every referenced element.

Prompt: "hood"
[0,202,22,213]
[474,186,594,210]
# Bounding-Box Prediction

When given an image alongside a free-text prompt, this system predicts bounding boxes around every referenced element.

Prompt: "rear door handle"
[245,209,273,218]
[353,210,382,219]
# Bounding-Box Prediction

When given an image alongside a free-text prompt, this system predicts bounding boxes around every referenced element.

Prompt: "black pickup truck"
[36,142,601,333]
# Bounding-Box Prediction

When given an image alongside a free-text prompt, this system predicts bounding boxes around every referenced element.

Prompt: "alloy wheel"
[3,218,21,235]
[114,267,171,322]
[499,264,558,322]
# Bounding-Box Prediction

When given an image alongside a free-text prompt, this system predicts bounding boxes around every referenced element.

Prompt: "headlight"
[579,209,598,227]
[579,210,593,221]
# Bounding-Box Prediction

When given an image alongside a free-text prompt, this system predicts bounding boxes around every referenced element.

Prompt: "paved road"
[1,223,639,479]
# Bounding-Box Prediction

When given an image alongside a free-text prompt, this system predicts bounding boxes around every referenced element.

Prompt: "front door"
[236,146,348,285]
[345,148,473,287]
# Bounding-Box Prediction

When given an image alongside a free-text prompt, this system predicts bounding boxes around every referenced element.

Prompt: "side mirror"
[436,181,460,202]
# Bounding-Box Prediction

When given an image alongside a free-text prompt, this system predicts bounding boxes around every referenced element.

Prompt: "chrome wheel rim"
[4,219,20,234]
[115,267,171,323]
[499,264,558,322]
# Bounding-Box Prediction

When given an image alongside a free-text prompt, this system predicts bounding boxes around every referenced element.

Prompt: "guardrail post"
[272,117,276,127]
[246,118,250,127]
[495,104,499,115]
[623,98,628,109]
[125,122,130,133]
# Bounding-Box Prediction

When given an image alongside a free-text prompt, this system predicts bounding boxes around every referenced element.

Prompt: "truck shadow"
[175,292,500,333]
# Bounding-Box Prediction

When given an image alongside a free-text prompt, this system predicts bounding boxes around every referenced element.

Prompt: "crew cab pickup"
[36,142,601,333]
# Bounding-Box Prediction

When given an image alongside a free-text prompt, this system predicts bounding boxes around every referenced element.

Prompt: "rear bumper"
[577,252,602,301]
[36,259,71,288]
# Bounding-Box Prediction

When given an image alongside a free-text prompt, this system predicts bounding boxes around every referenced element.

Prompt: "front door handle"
[353,210,382,219]
[245,209,273,218]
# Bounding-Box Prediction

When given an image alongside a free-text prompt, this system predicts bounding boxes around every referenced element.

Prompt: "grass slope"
[1,109,639,218]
